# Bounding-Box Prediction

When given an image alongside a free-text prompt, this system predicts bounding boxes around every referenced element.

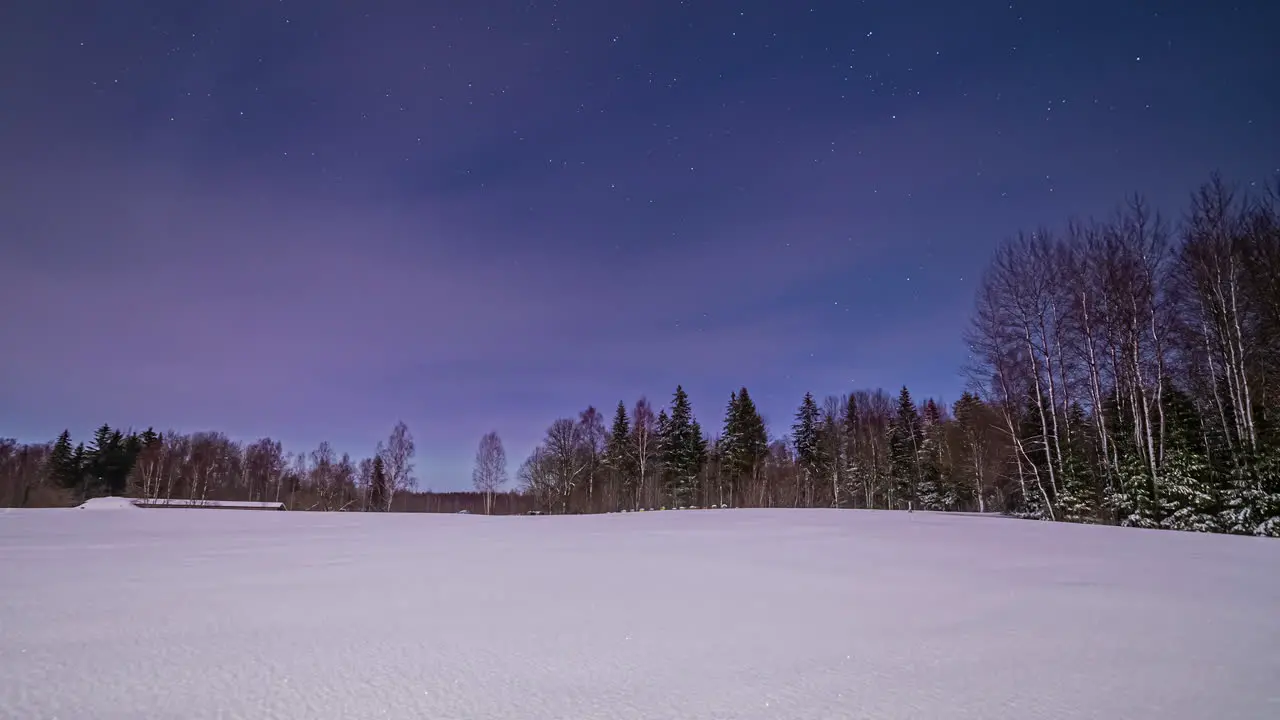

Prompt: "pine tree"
[117,430,143,496]
[604,401,636,508]
[888,386,922,510]
[720,390,742,507]
[1221,449,1280,537]
[658,386,703,507]
[1110,452,1161,528]
[48,430,78,490]
[1015,397,1055,520]
[1154,381,1219,532]
[690,419,708,504]
[737,388,768,504]
[71,442,87,500]
[792,392,822,506]
[1055,403,1098,523]
[86,424,116,498]
[816,405,843,507]
[720,388,767,507]
[916,399,946,510]
[721,391,741,464]
[952,392,991,513]
[840,394,868,507]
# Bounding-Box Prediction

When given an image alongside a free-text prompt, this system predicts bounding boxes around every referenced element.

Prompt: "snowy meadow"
[1,505,1277,719]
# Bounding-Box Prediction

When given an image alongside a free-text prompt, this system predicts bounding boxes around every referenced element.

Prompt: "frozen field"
[2,505,1278,719]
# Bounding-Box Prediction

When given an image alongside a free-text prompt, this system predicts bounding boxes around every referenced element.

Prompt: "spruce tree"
[1223,450,1280,537]
[71,442,87,500]
[720,390,742,483]
[888,386,922,510]
[816,406,843,507]
[1156,381,1220,532]
[1016,397,1054,520]
[604,401,636,506]
[49,430,78,490]
[690,419,709,504]
[1096,392,1167,528]
[659,386,702,507]
[841,394,867,506]
[87,424,116,498]
[1055,403,1098,523]
[737,388,768,500]
[82,424,138,498]
[952,392,992,513]
[1110,453,1161,528]
[655,409,671,505]
[718,387,768,507]
[792,392,822,506]
[916,399,946,510]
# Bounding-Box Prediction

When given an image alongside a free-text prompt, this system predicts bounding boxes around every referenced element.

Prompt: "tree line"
[500,173,1280,536]
[2,174,1277,536]
[0,422,420,513]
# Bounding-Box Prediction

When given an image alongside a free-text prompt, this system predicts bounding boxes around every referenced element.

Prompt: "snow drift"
[75,496,141,510]
[1,508,1276,719]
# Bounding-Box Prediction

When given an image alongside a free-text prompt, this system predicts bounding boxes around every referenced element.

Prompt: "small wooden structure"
[134,499,286,511]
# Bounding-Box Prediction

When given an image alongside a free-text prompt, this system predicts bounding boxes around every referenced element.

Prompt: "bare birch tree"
[379,421,416,511]
[578,407,606,512]
[631,398,656,510]
[543,418,587,513]
[472,431,508,514]
[518,448,555,512]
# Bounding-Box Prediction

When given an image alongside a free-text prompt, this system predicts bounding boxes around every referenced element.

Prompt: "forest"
[2,175,1277,536]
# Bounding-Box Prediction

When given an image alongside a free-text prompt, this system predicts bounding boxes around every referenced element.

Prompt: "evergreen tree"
[720,387,767,507]
[840,394,868,506]
[1055,403,1098,523]
[119,430,143,496]
[658,386,703,507]
[1015,397,1055,520]
[888,386,922,510]
[1156,381,1220,532]
[1110,452,1161,528]
[952,392,989,513]
[1097,392,1166,528]
[79,424,140,498]
[816,405,843,507]
[1220,449,1280,537]
[739,391,768,449]
[792,393,822,505]
[603,401,636,505]
[655,409,671,505]
[720,391,741,468]
[86,424,115,498]
[48,430,79,490]
[916,399,946,510]
[71,442,87,499]
[690,419,709,504]
[720,390,743,505]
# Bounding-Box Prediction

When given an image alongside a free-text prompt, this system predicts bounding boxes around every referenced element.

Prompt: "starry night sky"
[3,1,1277,488]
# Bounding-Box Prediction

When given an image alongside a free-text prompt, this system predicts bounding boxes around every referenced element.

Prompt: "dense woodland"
[3,175,1278,536]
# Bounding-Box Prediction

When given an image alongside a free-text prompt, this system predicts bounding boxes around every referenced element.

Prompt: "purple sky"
[3,1,1278,489]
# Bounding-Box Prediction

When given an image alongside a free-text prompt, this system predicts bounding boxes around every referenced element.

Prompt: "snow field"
[1,507,1277,719]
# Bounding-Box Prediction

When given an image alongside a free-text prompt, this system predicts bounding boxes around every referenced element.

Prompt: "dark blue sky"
[3,1,1277,489]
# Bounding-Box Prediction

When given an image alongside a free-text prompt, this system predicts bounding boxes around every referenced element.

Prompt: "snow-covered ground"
[1,507,1277,719]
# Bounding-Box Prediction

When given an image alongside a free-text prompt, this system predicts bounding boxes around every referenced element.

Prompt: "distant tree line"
[0,422,429,513]
[2,174,1277,535]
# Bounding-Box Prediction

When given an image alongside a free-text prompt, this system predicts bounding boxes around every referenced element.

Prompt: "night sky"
[3,1,1277,489]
